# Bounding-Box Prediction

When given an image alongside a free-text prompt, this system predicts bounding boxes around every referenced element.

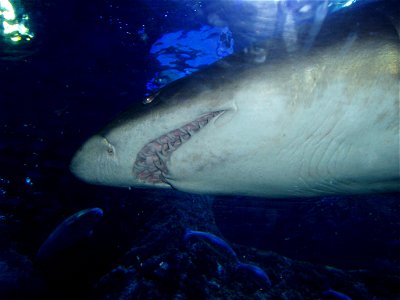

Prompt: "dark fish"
[184,229,238,261]
[184,229,272,288]
[323,289,352,300]
[237,262,272,288]
[36,208,103,263]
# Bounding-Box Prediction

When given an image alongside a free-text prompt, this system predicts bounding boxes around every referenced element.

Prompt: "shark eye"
[102,137,115,156]
[143,95,154,104]
[143,91,160,105]
[107,147,114,155]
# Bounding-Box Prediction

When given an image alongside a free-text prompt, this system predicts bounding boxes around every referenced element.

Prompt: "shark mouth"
[133,110,225,184]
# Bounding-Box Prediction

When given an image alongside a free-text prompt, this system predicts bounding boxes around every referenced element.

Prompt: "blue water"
[0,1,398,299]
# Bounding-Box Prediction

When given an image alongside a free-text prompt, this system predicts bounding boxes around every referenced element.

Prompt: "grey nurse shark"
[70,7,400,198]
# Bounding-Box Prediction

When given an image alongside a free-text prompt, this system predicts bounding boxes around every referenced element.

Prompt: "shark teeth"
[133,110,224,184]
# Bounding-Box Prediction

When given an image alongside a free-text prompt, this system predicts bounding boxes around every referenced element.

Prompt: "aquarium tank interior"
[0,0,399,299]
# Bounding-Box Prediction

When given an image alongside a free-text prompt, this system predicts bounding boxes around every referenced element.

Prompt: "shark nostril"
[133,110,225,184]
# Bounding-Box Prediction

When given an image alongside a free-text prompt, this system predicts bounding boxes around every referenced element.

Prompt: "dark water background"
[0,1,399,299]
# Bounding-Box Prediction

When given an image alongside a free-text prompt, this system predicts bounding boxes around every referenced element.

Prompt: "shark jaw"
[133,110,225,185]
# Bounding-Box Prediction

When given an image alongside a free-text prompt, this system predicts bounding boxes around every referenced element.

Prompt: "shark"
[70,6,399,198]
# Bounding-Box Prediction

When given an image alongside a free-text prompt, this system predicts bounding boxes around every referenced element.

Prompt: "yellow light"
[10,35,20,41]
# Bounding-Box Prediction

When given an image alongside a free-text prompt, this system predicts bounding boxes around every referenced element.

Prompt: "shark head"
[70,69,249,191]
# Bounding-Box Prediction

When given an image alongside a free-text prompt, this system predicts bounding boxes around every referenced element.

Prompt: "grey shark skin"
[70,8,400,198]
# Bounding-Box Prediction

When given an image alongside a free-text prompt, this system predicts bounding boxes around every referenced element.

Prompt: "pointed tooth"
[167,142,176,151]
[153,159,163,171]
[142,146,155,156]
[179,129,190,141]
[150,142,162,152]
[198,119,207,128]
[167,130,180,141]
[157,150,169,161]
[147,164,158,172]
[146,156,155,165]
[137,152,147,161]
[136,152,146,162]
[172,136,182,147]
[181,132,190,141]
[158,136,170,144]
[185,123,200,134]
[173,129,183,136]
[153,156,167,173]
[167,133,176,141]
[152,155,160,164]
[161,143,170,156]
[135,159,147,168]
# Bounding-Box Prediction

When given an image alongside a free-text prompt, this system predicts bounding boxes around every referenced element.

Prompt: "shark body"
[70,7,399,198]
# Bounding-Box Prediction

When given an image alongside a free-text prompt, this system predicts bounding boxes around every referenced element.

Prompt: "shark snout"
[70,135,104,184]
[70,134,143,188]
[70,144,88,182]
